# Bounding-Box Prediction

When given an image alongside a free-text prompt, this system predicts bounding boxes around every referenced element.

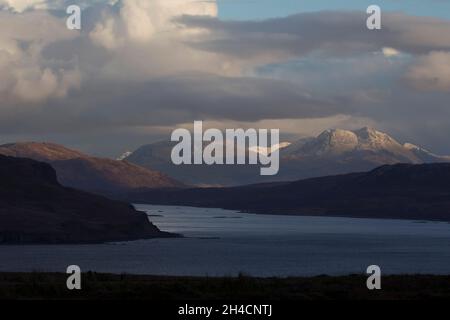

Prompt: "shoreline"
[0,231,182,246]
[137,203,450,223]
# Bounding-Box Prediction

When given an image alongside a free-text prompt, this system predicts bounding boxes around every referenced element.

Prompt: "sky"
[218,0,450,20]
[1,0,450,157]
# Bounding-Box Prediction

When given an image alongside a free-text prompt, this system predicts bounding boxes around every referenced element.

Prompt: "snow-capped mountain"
[284,127,421,163]
[285,127,428,164]
[404,143,450,163]
[124,127,450,186]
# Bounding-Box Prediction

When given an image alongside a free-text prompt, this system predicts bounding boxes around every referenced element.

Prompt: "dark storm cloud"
[0,74,346,134]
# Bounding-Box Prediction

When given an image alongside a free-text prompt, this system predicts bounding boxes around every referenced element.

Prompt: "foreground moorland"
[0,272,449,300]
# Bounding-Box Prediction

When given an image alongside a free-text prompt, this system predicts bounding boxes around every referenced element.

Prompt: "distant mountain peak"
[314,129,358,155]
[294,127,403,157]
[352,127,402,151]
[283,127,421,164]
[354,126,390,141]
[354,126,377,135]
[318,128,358,143]
[124,127,450,187]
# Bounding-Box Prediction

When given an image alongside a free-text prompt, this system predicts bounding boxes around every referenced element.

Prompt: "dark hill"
[124,163,450,222]
[0,155,174,244]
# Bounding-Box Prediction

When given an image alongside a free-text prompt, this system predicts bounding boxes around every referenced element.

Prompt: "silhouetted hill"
[0,155,174,244]
[0,142,183,195]
[124,163,450,221]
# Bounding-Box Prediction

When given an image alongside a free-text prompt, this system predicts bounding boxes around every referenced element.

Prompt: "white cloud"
[12,67,80,102]
[90,0,218,47]
[0,0,61,12]
[90,16,123,50]
[84,0,246,80]
[0,0,222,104]
[0,0,115,12]
[0,10,80,103]
[382,47,401,57]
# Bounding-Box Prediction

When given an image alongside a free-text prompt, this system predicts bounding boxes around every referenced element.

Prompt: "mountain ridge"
[0,142,184,196]
[122,163,450,222]
[124,127,450,186]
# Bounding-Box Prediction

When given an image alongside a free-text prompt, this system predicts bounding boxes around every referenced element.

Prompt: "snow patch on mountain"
[315,129,359,155]
[404,143,433,154]
[117,151,133,161]
[404,143,450,162]
[353,127,402,150]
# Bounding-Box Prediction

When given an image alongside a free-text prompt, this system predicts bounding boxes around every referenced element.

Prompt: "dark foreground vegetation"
[0,272,450,300]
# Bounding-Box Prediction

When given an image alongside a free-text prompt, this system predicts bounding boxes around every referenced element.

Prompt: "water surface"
[0,205,450,276]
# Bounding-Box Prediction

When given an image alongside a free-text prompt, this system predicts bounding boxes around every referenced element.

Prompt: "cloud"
[79,0,243,79]
[0,0,117,12]
[0,74,343,135]
[90,0,218,48]
[0,0,61,12]
[0,10,80,103]
[382,47,401,57]
[405,51,450,92]
[0,0,222,103]
[1,4,450,156]
[179,12,450,61]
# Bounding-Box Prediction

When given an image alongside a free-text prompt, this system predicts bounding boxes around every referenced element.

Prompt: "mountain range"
[0,142,183,196]
[0,155,173,244]
[123,163,450,222]
[2,128,450,244]
[123,127,450,186]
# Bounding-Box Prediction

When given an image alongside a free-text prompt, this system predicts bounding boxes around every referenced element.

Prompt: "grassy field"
[0,272,450,300]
